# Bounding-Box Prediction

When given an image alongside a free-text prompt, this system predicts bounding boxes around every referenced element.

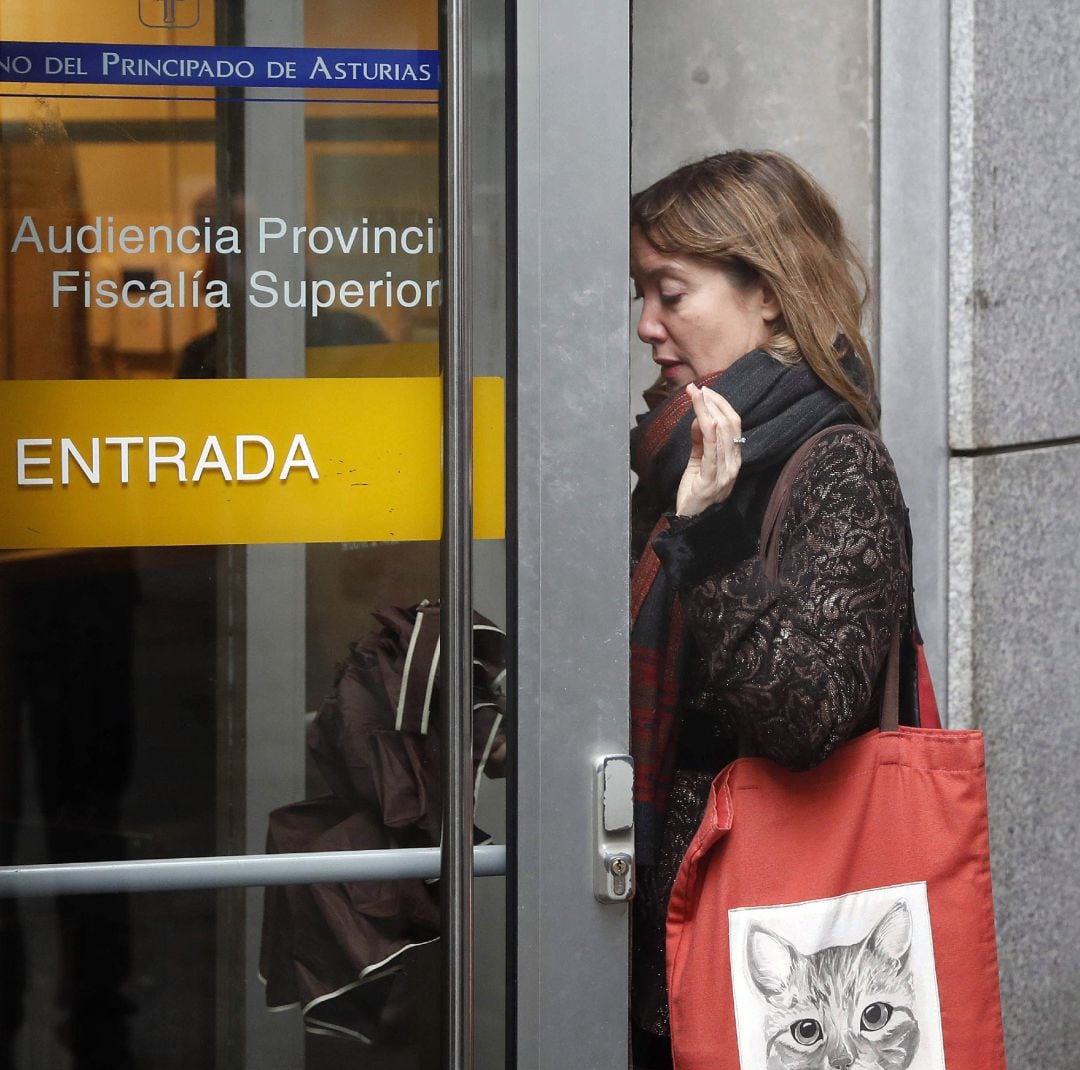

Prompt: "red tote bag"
[665,428,1006,1070]
[666,728,1006,1069]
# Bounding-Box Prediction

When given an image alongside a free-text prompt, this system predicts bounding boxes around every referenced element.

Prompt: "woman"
[628,151,911,1068]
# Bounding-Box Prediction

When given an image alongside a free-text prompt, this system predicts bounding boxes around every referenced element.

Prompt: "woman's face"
[631,227,778,389]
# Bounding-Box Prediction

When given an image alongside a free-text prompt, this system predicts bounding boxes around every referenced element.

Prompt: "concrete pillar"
[949,0,1080,1063]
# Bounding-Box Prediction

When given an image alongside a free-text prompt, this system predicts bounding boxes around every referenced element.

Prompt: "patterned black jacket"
[631,424,911,1040]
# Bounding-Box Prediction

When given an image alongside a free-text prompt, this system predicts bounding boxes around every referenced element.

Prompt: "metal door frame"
[509,2,632,1067]
[878,0,950,712]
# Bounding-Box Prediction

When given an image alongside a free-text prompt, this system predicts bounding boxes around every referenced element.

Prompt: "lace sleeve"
[677,428,910,770]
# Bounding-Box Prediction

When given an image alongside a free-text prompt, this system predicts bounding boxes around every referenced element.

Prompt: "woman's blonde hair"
[631,150,878,429]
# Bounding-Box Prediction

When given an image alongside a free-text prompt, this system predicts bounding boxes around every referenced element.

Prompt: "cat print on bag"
[746,900,920,1070]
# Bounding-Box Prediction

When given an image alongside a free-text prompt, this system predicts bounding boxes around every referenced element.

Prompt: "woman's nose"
[637,303,665,345]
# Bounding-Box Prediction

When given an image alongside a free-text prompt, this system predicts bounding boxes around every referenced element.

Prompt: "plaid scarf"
[629,348,865,863]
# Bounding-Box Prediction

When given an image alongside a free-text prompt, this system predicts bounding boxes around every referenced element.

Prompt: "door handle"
[593,755,635,903]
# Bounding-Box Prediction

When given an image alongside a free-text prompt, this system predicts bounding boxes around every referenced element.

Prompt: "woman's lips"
[657,362,684,381]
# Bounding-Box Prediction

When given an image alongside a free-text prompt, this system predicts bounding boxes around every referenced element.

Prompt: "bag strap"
[881,629,901,732]
[758,422,901,733]
[760,423,867,579]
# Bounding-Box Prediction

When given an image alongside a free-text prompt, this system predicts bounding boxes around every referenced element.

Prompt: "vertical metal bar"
[441,0,473,1066]
[512,1,630,1066]
[239,3,307,1069]
[214,7,246,1067]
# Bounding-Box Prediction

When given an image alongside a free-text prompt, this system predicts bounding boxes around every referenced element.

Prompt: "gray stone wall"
[950,449,1080,1069]
[951,0,1080,450]
[950,0,1080,1064]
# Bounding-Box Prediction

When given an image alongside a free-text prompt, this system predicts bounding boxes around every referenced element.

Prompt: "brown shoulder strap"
[758,423,901,733]
[881,628,901,732]
[759,423,867,579]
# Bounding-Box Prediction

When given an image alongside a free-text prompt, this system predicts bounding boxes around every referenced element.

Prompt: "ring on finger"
[733,435,747,445]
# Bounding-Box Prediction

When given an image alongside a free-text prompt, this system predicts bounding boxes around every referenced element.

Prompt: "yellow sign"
[0,378,504,549]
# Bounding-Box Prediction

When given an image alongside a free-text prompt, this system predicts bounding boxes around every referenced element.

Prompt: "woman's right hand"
[675,384,744,517]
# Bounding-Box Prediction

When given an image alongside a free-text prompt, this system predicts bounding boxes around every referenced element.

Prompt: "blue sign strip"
[0,40,440,90]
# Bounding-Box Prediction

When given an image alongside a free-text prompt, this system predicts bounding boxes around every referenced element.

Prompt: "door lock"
[605,852,632,898]
[593,755,635,903]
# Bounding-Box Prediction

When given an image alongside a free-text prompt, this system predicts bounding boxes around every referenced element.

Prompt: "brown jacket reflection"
[259,602,506,1046]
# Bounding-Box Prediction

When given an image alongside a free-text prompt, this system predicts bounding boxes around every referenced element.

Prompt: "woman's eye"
[659,291,683,306]
[790,1019,823,1046]
[860,1002,893,1031]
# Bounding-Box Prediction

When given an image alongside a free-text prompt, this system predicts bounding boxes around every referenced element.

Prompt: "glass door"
[0,1,630,1067]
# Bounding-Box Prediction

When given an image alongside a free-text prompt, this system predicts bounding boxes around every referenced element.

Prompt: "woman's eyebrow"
[635,261,689,280]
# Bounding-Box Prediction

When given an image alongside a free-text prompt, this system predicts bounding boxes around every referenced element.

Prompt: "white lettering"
[307,226,334,255]
[148,224,175,252]
[373,226,397,254]
[60,438,100,486]
[118,225,144,253]
[13,218,241,257]
[205,280,230,308]
[289,225,308,254]
[16,439,52,486]
[95,278,119,309]
[10,215,43,253]
[282,279,306,309]
[338,279,364,308]
[334,225,359,254]
[216,226,241,254]
[235,435,275,482]
[279,434,319,482]
[310,280,335,316]
[147,437,187,484]
[0,55,32,76]
[121,279,147,307]
[258,216,287,253]
[248,270,279,308]
[191,435,233,483]
[397,280,422,308]
[17,433,325,489]
[104,437,144,484]
[148,280,173,308]
[176,225,201,254]
[400,226,424,255]
[76,218,105,254]
[51,270,81,307]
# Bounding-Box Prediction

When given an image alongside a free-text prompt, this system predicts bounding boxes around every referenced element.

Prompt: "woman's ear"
[759,278,781,324]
